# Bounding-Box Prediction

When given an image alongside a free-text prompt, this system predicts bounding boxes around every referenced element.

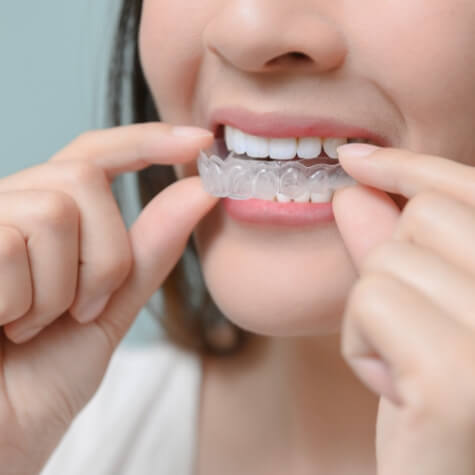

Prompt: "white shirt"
[40,340,202,475]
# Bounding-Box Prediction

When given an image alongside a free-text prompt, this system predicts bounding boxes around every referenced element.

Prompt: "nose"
[203,0,347,74]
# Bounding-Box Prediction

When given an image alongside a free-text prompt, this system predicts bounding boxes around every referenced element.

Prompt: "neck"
[198,333,379,474]
[268,335,378,467]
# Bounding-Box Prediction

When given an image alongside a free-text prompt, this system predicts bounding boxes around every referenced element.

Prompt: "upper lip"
[208,107,391,147]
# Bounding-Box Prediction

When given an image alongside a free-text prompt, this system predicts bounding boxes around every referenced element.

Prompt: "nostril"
[288,51,311,61]
[266,51,313,67]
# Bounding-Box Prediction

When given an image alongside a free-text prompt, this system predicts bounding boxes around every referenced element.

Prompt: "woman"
[1,1,475,474]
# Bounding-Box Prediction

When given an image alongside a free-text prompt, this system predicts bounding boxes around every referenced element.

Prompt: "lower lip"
[222,197,335,226]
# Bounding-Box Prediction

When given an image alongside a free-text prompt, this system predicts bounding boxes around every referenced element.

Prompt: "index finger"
[336,144,475,206]
[51,123,214,181]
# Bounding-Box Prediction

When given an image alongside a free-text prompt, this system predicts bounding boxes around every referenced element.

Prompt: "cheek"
[138,0,204,123]
[353,1,475,160]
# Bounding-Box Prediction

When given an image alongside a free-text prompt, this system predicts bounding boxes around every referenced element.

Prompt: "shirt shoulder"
[41,340,202,475]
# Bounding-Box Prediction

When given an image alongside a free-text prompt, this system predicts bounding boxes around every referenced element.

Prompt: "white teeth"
[269,138,298,160]
[272,190,334,203]
[322,137,348,160]
[246,134,269,158]
[310,190,334,203]
[224,125,235,151]
[297,137,322,159]
[233,128,247,155]
[294,191,311,202]
[223,125,367,160]
[276,192,292,203]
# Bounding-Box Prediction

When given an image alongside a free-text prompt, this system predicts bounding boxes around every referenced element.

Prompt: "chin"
[206,280,350,337]
[193,202,357,337]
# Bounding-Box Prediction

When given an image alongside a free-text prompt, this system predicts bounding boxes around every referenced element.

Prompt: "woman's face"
[138,1,475,336]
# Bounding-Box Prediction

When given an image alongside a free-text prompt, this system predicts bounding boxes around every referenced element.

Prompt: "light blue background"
[0,1,160,346]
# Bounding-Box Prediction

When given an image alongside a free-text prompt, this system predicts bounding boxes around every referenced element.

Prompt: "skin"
[0,125,218,473]
[1,1,475,474]
[137,0,475,473]
[139,0,475,335]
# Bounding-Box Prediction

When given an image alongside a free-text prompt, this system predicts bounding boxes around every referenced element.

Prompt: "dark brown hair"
[107,0,249,356]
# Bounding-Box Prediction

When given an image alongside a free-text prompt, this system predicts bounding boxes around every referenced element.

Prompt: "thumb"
[97,176,219,344]
[332,184,401,271]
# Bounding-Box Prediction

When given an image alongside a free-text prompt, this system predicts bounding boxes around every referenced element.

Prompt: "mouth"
[196,108,404,225]
[198,107,390,204]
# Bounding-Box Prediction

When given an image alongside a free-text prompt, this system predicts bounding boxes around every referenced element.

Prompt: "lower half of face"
[140,0,475,337]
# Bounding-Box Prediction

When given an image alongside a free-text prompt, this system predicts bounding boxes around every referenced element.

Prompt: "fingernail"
[172,126,214,138]
[9,326,43,344]
[337,143,380,158]
[75,295,109,324]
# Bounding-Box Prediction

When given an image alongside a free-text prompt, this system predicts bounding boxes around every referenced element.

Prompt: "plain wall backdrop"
[0,1,161,345]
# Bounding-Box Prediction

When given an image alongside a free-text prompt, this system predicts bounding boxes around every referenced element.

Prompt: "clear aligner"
[197,140,356,201]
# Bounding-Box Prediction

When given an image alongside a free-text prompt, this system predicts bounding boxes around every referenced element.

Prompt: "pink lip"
[208,107,391,147]
[222,198,335,227]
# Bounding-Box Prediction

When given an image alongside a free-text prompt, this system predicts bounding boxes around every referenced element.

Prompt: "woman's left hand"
[332,144,475,475]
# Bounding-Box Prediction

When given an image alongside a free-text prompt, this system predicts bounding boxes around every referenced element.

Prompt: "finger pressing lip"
[337,144,475,206]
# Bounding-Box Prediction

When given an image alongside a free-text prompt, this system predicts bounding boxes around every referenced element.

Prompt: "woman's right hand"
[0,123,217,475]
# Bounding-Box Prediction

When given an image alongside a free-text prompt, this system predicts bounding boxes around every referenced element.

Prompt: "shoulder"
[41,340,202,475]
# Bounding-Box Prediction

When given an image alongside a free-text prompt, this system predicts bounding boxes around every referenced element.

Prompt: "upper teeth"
[224,125,369,160]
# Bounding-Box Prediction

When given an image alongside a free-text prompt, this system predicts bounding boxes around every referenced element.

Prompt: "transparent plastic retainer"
[197,139,356,201]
